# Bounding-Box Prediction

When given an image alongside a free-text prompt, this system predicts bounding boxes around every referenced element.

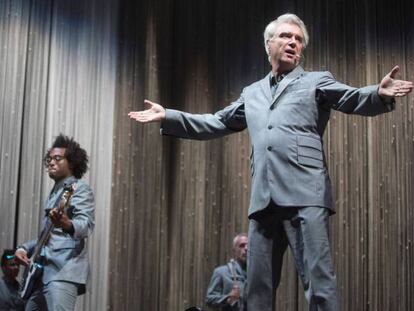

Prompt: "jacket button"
[267,146,272,151]
[268,125,273,130]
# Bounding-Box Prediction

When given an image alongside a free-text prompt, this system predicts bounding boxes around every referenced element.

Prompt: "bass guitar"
[20,184,75,299]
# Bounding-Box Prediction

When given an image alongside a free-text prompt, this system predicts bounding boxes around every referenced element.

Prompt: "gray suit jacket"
[23,176,95,294]
[205,260,247,311]
[161,66,394,216]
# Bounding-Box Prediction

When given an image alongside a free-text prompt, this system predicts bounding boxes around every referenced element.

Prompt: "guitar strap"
[228,259,237,284]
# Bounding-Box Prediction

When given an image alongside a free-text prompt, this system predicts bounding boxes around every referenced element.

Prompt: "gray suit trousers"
[247,203,339,311]
[25,280,78,311]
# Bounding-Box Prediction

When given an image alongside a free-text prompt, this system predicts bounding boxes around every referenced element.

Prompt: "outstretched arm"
[129,96,247,140]
[378,66,413,100]
[316,65,412,116]
[128,99,166,123]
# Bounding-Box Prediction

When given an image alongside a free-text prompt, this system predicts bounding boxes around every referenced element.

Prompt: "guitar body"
[20,184,75,299]
[20,260,44,300]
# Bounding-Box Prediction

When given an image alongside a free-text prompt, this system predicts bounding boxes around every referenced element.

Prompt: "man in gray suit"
[15,134,95,311]
[206,233,248,311]
[129,13,412,311]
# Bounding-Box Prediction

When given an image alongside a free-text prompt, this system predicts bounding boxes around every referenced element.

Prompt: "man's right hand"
[378,65,413,100]
[128,99,166,123]
[14,248,30,266]
[226,285,240,305]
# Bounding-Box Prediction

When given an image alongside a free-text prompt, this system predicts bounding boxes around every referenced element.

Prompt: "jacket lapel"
[272,66,305,104]
[259,72,273,104]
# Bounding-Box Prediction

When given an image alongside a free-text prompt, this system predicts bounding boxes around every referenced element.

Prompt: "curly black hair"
[44,134,89,179]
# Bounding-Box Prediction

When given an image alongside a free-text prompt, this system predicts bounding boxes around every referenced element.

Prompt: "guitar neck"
[31,222,55,261]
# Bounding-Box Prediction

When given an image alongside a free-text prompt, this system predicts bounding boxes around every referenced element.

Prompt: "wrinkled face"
[45,148,72,182]
[266,22,304,73]
[233,236,248,264]
[2,258,19,279]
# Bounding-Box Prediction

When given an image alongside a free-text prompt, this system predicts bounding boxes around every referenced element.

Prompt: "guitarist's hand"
[49,208,74,233]
[226,285,240,305]
[15,249,30,266]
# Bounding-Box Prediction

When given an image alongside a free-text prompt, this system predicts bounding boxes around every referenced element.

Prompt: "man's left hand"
[378,65,413,100]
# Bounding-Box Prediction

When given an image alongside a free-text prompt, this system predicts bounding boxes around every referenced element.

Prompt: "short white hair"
[232,233,247,248]
[264,13,309,57]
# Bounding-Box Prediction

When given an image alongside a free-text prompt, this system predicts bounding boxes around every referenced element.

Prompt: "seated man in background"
[0,249,24,310]
[206,233,248,311]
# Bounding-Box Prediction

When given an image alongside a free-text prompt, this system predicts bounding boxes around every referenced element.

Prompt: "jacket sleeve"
[70,182,95,239]
[315,72,395,116]
[21,239,37,256]
[160,93,247,140]
[205,267,231,307]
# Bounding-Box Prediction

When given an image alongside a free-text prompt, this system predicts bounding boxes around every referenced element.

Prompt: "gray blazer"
[23,176,95,294]
[161,66,393,217]
[206,260,247,311]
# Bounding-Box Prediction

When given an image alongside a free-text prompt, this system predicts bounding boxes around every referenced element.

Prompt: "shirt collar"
[231,259,247,274]
[269,73,285,86]
[51,175,77,194]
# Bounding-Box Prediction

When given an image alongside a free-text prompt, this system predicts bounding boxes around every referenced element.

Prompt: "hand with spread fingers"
[378,65,413,100]
[128,99,166,123]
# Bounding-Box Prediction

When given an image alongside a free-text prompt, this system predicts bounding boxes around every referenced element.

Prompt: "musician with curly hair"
[15,134,95,311]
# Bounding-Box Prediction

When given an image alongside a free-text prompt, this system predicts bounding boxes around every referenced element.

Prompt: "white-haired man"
[206,233,248,311]
[129,13,412,311]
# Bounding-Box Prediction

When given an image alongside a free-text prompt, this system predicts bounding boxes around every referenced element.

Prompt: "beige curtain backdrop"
[1,0,413,310]
[0,0,118,310]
